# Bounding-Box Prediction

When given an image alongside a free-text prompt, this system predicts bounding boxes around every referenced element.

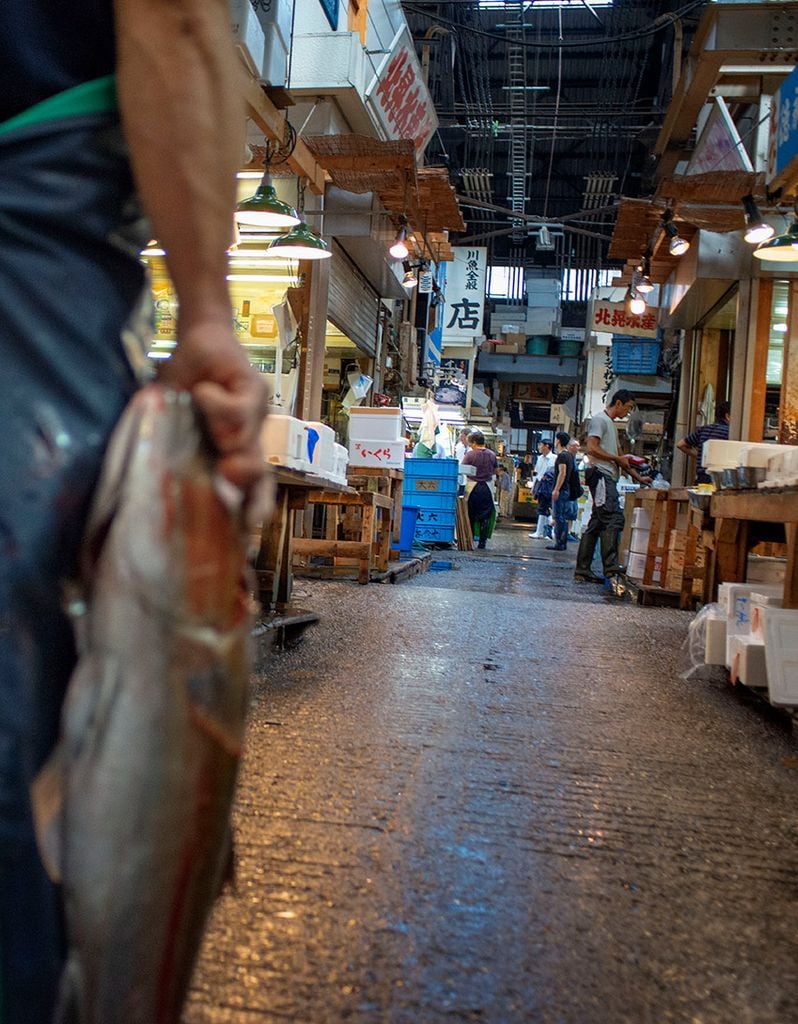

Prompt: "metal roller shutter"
[327,241,379,358]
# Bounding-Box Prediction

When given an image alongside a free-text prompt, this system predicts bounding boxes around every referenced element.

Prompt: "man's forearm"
[114,0,245,331]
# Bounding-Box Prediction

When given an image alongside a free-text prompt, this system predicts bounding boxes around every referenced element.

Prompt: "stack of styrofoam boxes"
[330,444,349,486]
[249,0,292,87]
[305,421,337,479]
[763,605,798,705]
[261,414,312,472]
[760,446,798,490]
[230,0,266,79]
[720,582,783,687]
[525,277,561,337]
[347,407,405,470]
[489,304,526,339]
[626,505,662,583]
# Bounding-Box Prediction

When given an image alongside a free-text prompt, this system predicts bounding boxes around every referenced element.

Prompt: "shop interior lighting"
[624,287,646,316]
[389,216,410,260]
[225,273,297,282]
[141,241,165,257]
[266,221,331,260]
[635,254,654,293]
[661,209,690,256]
[752,205,798,262]
[742,194,775,244]
[402,261,418,289]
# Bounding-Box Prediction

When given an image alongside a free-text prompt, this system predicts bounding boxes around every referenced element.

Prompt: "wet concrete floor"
[187,521,798,1024]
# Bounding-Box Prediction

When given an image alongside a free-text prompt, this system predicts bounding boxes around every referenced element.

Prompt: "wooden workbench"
[708,490,798,609]
[345,466,404,545]
[254,467,354,614]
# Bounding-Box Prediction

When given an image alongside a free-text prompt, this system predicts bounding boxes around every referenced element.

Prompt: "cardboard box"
[348,439,405,469]
[505,332,526,346]
[494,342,520,354]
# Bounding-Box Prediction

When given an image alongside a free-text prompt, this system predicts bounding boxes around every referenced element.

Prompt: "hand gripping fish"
[32,384,254,1024]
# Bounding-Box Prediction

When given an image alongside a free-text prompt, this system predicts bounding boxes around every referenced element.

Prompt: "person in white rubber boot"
[528,439,556,538]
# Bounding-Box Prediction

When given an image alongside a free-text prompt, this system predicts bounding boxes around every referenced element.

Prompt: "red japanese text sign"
[592,301,658,339]
[366,28,438,156]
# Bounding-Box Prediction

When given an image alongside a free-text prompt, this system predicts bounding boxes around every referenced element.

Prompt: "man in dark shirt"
[547,431,576,551]
[677,402,731,484]
[0,5,267,1021]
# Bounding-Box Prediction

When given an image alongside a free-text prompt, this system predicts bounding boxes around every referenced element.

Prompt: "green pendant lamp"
[236,174,300,228]
[267,221,331,260]
[752,218,798,261]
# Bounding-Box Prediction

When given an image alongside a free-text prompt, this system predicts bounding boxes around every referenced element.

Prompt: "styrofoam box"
[632,506,652,530]
[260,414,310,472]
[348,439,405,469]
[764,608,798,706]
[348,407,404,442]
[627,552,661,582]
[331,442,349,485]
[230,0,266,77]
[750,592,783,641]
[718,580,782,615]
[729,635,768,689]
[630,527,650,555]
[705,610,727,665]
[305,421,336,476]
[702,439,747,471]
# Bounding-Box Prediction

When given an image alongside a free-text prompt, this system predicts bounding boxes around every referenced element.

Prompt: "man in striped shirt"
[677,402,731,484]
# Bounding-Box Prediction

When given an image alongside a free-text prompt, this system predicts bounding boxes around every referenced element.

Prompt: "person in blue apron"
[0,6,267,1021]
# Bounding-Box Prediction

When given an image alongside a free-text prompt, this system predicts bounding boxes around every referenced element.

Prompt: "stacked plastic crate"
[402,459,459,544]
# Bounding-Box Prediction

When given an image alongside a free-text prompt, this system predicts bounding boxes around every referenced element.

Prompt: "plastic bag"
[682,602,724,679]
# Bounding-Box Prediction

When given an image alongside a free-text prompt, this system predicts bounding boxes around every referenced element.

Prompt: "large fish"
[33,384,253,1024]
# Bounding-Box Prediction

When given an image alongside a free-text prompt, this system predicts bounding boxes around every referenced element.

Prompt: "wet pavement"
[186,521,798,1024]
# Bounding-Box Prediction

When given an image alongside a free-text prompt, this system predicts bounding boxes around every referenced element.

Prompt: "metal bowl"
[720,468,739,490]
[708,469,725,490]
[736,465,766,489]
[687,489,712,512]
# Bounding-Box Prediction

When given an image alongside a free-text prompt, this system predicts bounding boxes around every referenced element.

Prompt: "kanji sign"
[768,64,798,189]
[592,300,658,339]
[365,28,438,156]
[442,247,487,343]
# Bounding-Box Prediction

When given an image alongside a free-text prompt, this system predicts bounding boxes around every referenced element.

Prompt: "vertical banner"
[442,247,487,343]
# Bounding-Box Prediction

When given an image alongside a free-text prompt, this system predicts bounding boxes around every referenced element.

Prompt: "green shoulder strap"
[0,75,117,138]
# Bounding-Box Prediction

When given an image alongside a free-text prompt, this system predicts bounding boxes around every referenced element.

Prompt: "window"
[561,267,618,303]
[479,0,612,9]
[488,265,524,300]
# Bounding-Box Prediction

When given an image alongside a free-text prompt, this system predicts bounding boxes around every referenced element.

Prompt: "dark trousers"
[0,116,146,1023]
[575,468,626,577]
[552,494,571,550]
[468,481,494,549]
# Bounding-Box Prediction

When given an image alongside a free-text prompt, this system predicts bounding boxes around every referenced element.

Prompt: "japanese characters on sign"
[366,28,438,156]
[442,247,487,343]
[592,300,658,339]
[768,64,798,188]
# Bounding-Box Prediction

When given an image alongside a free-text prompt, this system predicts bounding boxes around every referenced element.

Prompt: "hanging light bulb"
[752,217,798,261]
[390,225,409,260]
[402,268,418,289]
[661,210,690,256]
[636,254,654,293]
[742,194,775,245]
[625,287,646,316]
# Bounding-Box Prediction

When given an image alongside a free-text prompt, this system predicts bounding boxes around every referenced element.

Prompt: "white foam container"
[348,407,404,442]
[631,506,652,530]
[703,439,747,470]
[729,635,768,689]
[764,608,798,706]
[750,592,783,641]
[348,439,405,469]
[305,421,336,477]
[627,552,661,582]
[331,443,349,485]
[705,610,727,665]
[630,527,650,555]
[260,414,310,472]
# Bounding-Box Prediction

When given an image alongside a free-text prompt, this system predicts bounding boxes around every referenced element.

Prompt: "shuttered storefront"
[327,241,379,358]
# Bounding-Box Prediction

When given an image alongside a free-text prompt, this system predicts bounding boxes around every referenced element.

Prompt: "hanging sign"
[592,300,658,339]
[418,267,434,293]
[768,64,798,189]
[686,97,753,175]
[365,27,438,156]
[441,247,487,343]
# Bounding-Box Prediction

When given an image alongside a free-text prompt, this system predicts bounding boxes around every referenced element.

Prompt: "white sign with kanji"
[442,247,487,343]
[592,300,658,339]
[365,27,438,157]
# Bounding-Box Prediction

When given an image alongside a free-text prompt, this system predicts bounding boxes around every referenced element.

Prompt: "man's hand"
[617,454,632,472]
[552,489,560,501]
[160,320,269,503]
[637,475,653,486]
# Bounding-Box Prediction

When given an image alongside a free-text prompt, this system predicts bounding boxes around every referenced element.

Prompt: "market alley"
[186,526,798,1024]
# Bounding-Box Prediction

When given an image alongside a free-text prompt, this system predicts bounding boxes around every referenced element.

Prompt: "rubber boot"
[528,514,546,539]
[600,529,622,577]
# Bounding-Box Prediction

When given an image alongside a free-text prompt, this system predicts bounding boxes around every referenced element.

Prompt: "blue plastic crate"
[416,508,457,527]
[404,457,459,481]
[414,523,456,542]
[402,490,458,511]
[610,336,660,375]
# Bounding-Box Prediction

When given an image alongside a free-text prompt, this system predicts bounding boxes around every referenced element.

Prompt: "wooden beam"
[782,280,798,444]
[746,277,772,442]
[242,75,326,195]
[318,153,415,173]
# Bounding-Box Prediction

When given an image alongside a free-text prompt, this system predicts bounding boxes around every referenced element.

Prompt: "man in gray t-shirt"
[574,389,651,583]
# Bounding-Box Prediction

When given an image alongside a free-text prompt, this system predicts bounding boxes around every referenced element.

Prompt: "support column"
[729,278,752,440]
[295,255,330,422]
[744,278,772,443]
[781,280,798,444]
